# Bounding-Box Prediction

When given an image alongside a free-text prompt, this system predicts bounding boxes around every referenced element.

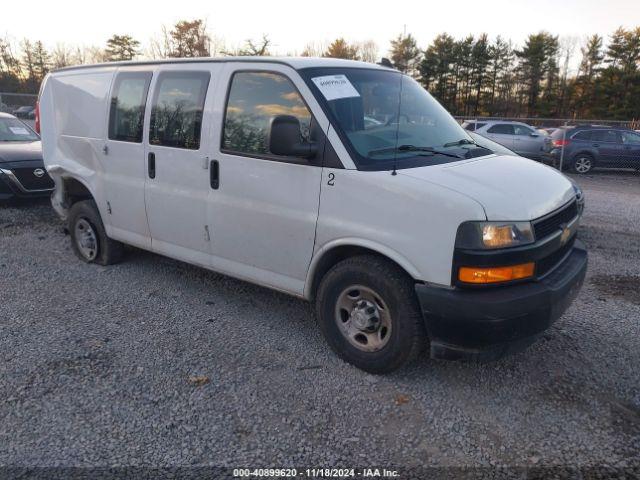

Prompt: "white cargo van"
[38,57,587,373]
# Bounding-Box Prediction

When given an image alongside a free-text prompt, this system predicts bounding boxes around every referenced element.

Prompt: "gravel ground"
[0,172,638,473]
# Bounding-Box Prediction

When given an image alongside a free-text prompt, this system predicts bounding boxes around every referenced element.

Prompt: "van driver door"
[203,63,326,295]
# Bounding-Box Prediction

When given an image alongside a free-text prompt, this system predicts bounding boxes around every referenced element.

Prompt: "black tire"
[315,255,427,373]
[571,154,594,174]
[68,200,124,265]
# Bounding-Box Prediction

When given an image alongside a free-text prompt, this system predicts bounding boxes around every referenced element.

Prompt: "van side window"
[108,72,152,143]
[149,71,210,150]
[222,71,312,156]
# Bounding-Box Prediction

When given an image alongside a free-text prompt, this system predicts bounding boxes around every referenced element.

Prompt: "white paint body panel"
[40,58,577,299]
[400,155,575,221]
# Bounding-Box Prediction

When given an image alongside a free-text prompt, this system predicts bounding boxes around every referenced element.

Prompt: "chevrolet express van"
[38,58,587,373]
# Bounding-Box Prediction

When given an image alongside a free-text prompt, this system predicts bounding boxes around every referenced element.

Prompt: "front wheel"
[315,255,427,373]
[572,154,594,174]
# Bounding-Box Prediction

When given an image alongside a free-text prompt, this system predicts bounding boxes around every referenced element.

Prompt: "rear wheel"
[572,154,594,174]
[315,255,427,373]
[68,200,124,265]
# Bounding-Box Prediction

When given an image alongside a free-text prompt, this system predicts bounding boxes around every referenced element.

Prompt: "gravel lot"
[0,172,639,473]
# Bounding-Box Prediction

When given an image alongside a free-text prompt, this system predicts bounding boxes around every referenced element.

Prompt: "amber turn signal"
[459,262,535,284]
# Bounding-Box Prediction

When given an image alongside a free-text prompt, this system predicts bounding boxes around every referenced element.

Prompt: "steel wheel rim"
[335,285,392,352]
[75,218,98,261]
[575,157,592,173]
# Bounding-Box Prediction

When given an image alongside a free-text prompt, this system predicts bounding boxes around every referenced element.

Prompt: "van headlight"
[455,221,535,250]
[571,181,585,215]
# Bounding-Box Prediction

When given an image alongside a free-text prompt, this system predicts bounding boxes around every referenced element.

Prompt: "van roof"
[52,56,393,74]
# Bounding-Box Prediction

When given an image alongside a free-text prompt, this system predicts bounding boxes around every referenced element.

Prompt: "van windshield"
[301,68,485,170]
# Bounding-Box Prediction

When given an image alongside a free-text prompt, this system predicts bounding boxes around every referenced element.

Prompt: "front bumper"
[416,240,587,361]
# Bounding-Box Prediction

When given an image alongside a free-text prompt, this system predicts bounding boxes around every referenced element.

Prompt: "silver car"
[462,120,550,161]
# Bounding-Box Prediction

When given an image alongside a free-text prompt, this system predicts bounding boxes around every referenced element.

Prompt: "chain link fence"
[0,92,38,118]
[456,116,640,176]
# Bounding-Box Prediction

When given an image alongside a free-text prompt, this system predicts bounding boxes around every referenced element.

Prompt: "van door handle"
[210,159,219,189]
[148,152,156,179]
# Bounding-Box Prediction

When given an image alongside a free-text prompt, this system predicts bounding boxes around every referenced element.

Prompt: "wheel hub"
[335,285,392,352]
[75,218,98,261]
[350,300,380,332]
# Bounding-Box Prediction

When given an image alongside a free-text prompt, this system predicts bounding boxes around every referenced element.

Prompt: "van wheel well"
[63,177,93,207]
[309,245,415,300]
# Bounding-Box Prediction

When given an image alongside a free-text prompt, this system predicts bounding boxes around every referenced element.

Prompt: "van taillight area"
[34,101,40,134]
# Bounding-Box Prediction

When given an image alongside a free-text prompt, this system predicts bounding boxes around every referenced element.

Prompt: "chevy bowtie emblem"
[560,225,571,245]
[33,168,45,178]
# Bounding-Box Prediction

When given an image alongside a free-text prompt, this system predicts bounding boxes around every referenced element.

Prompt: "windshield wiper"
[368,144,464,159]
[443,138,478,148]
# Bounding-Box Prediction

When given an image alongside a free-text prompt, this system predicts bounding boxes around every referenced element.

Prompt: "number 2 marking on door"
[327,172,335,186]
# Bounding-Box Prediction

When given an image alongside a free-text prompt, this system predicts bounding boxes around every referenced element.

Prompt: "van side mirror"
[269,115,318,159]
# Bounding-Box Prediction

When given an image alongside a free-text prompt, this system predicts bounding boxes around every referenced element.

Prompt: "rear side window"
[463,122,486,131]
[591,130,620,143]
[149,71,210,150]
[222,71,312,156]
[487,124,514,134]
[620,131,640,144]
[108,72,152,143]
[513,124,534,135]
[572,131,592,141]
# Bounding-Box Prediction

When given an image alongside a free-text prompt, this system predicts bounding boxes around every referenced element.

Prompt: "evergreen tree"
[515,32,559,116]
[323,38,359,60]
[105,34,140,61]
[389,33,420,76]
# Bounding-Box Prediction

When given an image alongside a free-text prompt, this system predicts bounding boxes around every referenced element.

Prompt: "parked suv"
[39,58,587,372]
[546,126,640,173]
[462,120,550,161]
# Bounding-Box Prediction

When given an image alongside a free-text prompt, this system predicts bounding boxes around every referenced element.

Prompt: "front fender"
[303,237,424,299]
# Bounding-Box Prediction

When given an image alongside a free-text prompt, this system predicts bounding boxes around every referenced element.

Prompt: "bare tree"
[148,26,172,59]
[0,36,23,91]
[237,34,272,56]
[301,41,325,57]
[358,40,379,63]
[51,43,74,68]
[167,19,211,58]
[86,45,108,64]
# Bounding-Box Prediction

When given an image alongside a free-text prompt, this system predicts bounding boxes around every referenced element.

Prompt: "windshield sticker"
[9,127,30,135]
[311,75,360,101]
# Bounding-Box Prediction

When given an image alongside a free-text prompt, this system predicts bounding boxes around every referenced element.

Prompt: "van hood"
[399,154,575,221]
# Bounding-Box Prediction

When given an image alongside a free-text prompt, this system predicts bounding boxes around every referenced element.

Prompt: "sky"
[3,0,640,59]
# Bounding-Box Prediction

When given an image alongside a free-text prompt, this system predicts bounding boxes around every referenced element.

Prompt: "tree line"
[1,20,638,120]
